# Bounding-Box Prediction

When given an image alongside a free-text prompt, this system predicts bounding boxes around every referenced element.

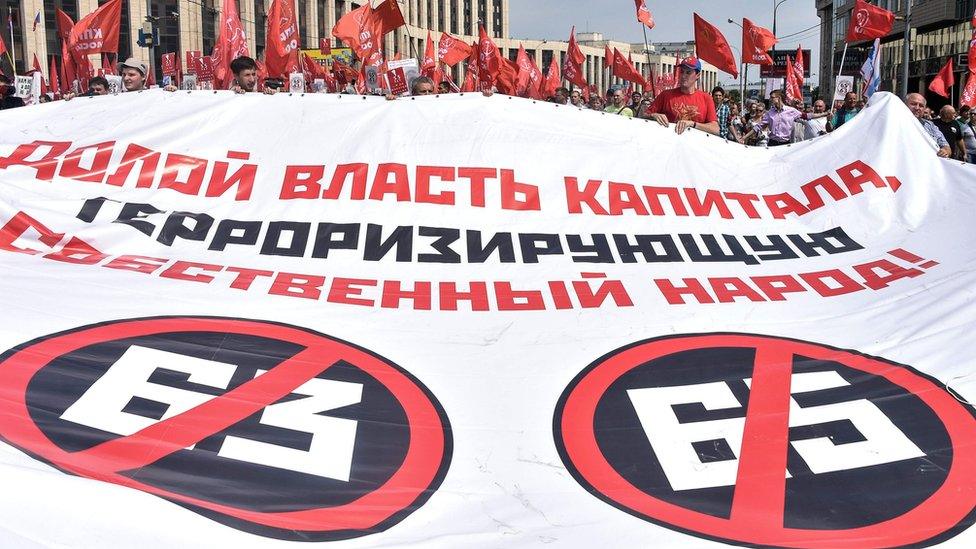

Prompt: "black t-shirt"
[933,119,962,155]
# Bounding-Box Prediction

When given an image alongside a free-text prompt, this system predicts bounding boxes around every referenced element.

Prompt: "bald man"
[933,105,967,160]
[905,93,951,158]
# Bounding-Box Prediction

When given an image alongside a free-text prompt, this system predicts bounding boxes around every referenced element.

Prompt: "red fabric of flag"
[437,32,472,66]
[0,32,6,57]
[612,48,647,87]
[333,2,384,66]
[477,24,501,91]
[564,27,588,88]
[48,56,61,97]
[497,57,519,95]
[785,54,802,102]
[969,28,976,74]
[928,57,955,98]
[265,0,301,79]
[742,18,777,65]
[603,45,613,70]
[694,13,739,78]
[961,72,976,108]
[461,68,477,92]
[422,31,436,77]
[794,46,805,86]
[635,0,655,30]
[847,0,895,42]
[32,54,49,95]
[515,44,543,99]
[372,0,406,34]
[68,0,122,62]
[212,0,250,88]
[543,56,560,98]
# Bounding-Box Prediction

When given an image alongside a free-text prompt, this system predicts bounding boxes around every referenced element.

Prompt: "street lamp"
[728,18,747,111]
[772,0,793,36]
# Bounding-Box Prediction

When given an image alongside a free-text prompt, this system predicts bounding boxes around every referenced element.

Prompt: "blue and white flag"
[860,38,882,98]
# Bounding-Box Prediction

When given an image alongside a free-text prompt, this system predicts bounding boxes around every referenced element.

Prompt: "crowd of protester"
[2,53,974,162]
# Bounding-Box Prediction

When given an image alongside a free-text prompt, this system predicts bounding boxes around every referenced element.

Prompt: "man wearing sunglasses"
[647,57,719,136]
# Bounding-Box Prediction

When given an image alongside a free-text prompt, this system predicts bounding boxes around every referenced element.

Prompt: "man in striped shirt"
[712,87,731,139]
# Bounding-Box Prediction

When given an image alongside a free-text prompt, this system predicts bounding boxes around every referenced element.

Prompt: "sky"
[508,1,822,86]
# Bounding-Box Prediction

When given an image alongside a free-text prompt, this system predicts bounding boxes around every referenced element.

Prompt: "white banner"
[1,91,976,548]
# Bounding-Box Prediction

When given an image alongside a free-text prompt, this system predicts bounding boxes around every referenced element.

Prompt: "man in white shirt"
[798,99,829,141]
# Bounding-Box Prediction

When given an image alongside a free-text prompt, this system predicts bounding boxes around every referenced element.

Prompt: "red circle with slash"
[554,333,976,548]
[0,317,451,541]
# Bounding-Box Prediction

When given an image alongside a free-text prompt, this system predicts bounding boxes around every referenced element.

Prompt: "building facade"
[2,0,720,94]
[816,0,974,104]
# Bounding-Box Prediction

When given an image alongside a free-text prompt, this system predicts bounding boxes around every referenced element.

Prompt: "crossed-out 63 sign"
[554,333,976,548]
[0,317,452,541]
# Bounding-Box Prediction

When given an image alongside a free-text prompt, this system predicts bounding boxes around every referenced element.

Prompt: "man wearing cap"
[647,57,719,135]
[119,58,148,92]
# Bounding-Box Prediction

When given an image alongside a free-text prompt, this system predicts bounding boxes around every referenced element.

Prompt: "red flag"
[0,32,6,58]
[49,56,60,97]
[437,32,472,66]
[302,51,333,90]
[461,68,478,92]
[266,0,301,79]
[742,18,777,65]
[635,0,655,30]
[515,44,544,99]
[68,0,121,62]
[961,72,976,108]
[847,0,895,42]
[794,46,805,87]
[612,48,647,87]
[497,57,519,95]
[564,27,588,88]
[785,54,802,102]
[693,13,739,78]
[212,0,249,88]
[928,57,955,98]
[477,24,501,91]
[603,45,613,70]
[332,59,356,86]
[373,0,406,33]
[332,2,384,67]
[969,28,976,75]
[542,56,560,98]
[31,54,49,95]
[101,53,113,73]
[422,31,436,77]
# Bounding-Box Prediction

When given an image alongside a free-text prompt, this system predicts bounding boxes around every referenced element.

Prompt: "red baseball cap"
[679,56,702,72]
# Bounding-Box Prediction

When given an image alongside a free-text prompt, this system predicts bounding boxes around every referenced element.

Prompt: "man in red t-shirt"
[647,57,719,136]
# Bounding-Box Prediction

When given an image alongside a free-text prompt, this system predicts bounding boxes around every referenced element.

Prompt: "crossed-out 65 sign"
[554,333,976,548]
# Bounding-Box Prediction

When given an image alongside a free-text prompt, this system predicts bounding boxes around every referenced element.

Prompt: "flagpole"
[641,24,653,94]
[741,63,747,111]
[833,42,849,110]
[9,15,17,73]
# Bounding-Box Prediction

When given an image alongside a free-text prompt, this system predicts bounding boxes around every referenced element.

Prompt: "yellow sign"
[301,48,355,66]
